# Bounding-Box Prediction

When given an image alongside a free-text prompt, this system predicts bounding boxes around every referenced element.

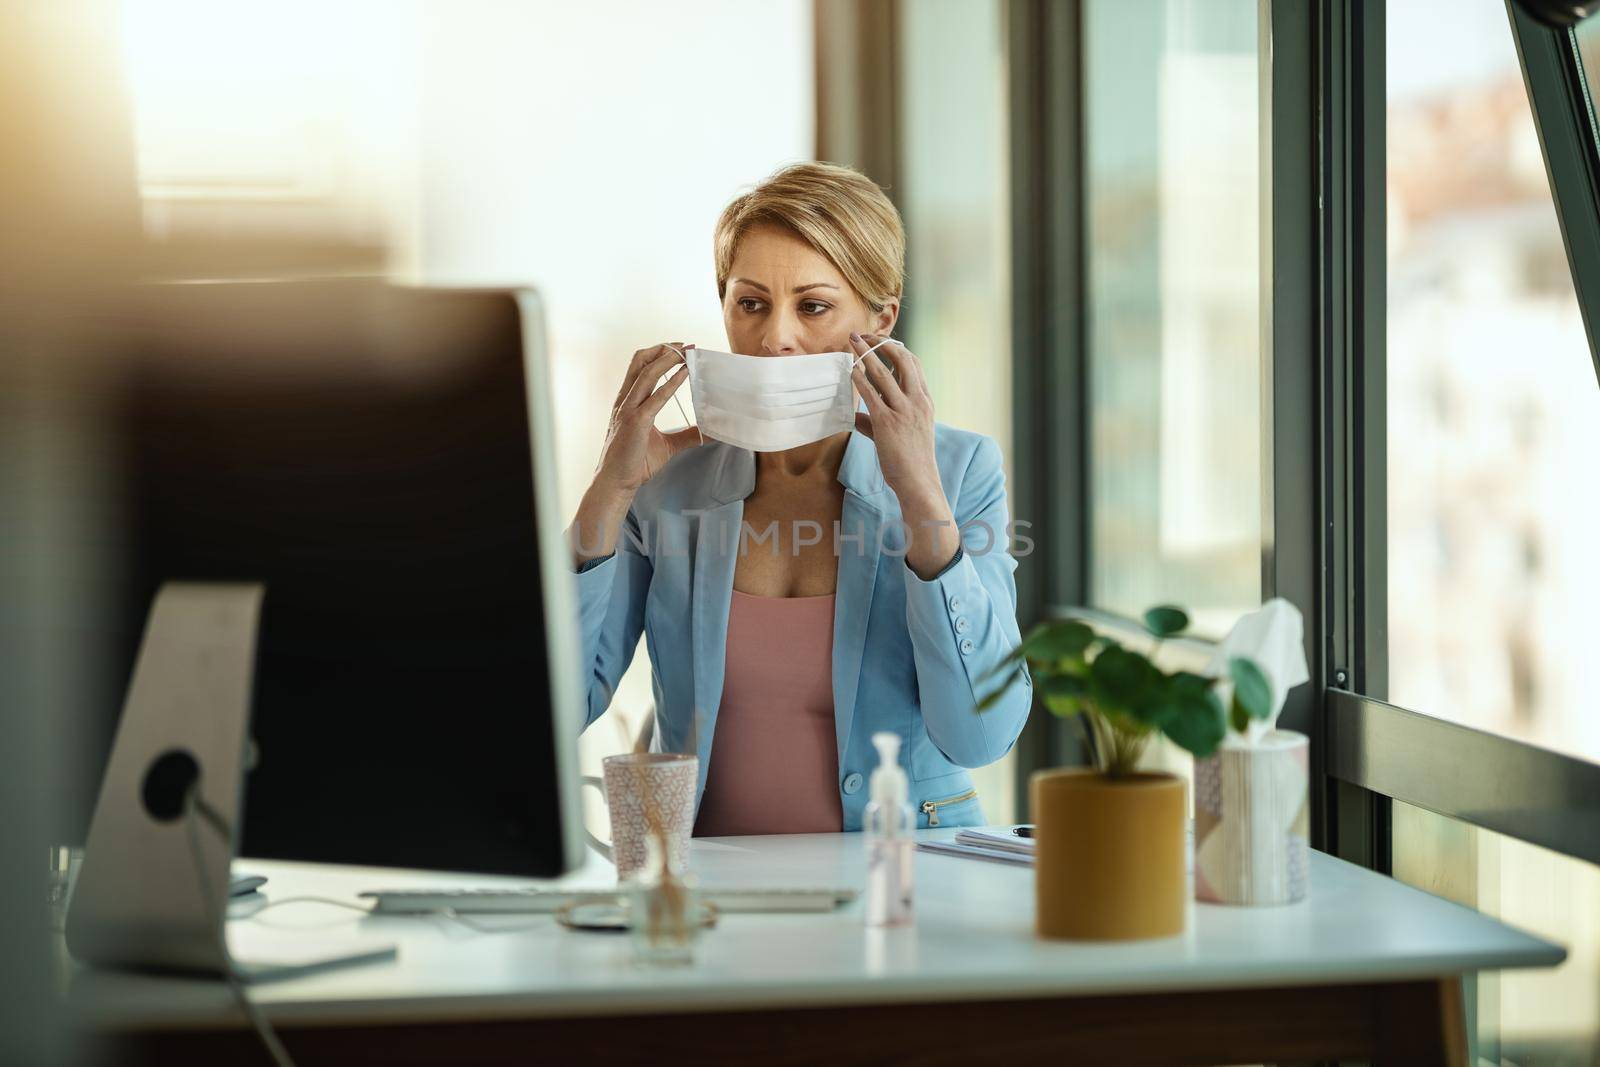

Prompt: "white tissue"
[1204,597,1310,747]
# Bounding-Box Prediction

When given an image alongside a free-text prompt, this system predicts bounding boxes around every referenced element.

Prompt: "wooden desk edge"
[95,977,1474,1067]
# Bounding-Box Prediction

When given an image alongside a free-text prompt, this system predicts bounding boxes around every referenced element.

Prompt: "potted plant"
[980,605,1273,940]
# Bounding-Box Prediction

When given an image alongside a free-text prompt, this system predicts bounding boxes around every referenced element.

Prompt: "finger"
[851,362,886,415]
[875,337,930,399]
[846,332,880,373]
[662,425,704,456]
[615,343,683,408]
[614,346,660,407]
[641,365,688,417]
[624,351,684,409]
[864,349,907,408]
[853,411,874,440]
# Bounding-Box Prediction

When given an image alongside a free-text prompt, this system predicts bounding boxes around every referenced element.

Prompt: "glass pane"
[1394,801,1600,1063]
[1387,0,1600,765]
[898,0,1015,823]
[1084,0,1261,638]
[396,4,816,801]
[1573,18,1600,150]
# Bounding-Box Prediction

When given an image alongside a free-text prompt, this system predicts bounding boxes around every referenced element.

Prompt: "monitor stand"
[65,583,394,981]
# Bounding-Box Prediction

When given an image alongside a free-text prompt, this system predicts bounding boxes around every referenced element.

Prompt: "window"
[899,0,1012,456]
[120,0,420,254]
[404,2,816,785]
[1386,2,1600,1061]
[1387,0,1600,766]
[1573,17,1600,156]
[898,0,1015,822]
[1084,0,1261,638]
[120,0,818,804]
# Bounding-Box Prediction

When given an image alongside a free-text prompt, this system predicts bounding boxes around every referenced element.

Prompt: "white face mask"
[673,338,895,453]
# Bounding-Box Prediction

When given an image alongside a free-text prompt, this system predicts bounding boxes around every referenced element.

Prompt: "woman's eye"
[800,301,832,316]
[737,298,764,313]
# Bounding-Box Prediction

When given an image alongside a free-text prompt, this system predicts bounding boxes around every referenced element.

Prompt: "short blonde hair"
[714,162,905,313]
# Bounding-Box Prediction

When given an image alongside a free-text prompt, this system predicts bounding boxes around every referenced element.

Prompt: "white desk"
[67,829,1563,1066]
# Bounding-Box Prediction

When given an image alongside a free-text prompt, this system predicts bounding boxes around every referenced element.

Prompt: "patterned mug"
[581,753,698,881]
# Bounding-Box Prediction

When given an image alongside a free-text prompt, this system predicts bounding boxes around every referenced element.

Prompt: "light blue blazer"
[572,423,1033,831]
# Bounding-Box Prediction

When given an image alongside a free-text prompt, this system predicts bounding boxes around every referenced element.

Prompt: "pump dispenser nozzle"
[869,732,906,806]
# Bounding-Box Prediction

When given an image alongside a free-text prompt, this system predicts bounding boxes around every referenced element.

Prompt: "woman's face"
[722,223,898,356]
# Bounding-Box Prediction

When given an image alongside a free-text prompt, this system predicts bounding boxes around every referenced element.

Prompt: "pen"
[1012,825,1034,838]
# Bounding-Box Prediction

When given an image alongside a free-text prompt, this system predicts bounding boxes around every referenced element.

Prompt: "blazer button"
[842,772,864,795]
[959,639,976,656]
[955,616,971,634]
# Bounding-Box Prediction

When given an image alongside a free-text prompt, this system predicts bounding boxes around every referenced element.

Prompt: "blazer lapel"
[689,446,753,807]
[831,428,896,769]
[832,490,884,768]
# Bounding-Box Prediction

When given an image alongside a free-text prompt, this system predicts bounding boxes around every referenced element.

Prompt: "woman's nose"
[760,307,803,355]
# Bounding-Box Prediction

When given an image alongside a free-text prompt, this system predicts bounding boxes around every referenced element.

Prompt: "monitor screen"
[86,280,580,877]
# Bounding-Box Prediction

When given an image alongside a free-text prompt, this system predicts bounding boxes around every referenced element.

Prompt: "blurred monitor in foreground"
[76,279,584,878]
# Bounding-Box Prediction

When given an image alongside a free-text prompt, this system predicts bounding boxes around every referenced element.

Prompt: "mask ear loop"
[850,334,899,370]
[850,335,901,387]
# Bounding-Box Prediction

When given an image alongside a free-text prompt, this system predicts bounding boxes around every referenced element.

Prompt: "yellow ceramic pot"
[1032,768,1187,940]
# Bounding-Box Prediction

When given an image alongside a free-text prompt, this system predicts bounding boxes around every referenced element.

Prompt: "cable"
[184,793,297,1067]
[246,896,373,917]
[433,908,549,935]
[186,804,560,1066]
[243,893,546,935]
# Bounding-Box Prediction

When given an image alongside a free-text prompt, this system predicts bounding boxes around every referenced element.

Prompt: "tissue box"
[1194,730,1309,906]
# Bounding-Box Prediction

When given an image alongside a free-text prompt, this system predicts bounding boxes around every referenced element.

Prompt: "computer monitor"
[84,278,584,878]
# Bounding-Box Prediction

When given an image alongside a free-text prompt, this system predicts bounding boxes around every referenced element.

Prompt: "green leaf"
[1159,684,1226,759]
[978,656,1022,691]
[976,685,1008,712]
[1038,673,1089,700]
[1132,670,1203,733]
[1034,671,1087,718]
[1142,605,1189,639]
[1021,620,1096,665]
[1042,693,1082,718]
[1169,670,1216,693]
[1229,657,1274,722]
[978,631,1047,692]
[1088,646,1162,716]
[1229,694,1251,733]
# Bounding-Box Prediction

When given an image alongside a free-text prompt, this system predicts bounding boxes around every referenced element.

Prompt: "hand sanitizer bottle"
[864,731,914,927]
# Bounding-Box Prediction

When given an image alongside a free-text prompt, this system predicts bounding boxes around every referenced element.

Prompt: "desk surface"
[69,828,1564,1031]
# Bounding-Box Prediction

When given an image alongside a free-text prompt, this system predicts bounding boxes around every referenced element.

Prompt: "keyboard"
[359,886,858,915]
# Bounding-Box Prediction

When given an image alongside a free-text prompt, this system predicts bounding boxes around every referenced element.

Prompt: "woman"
[566,162,1032,834]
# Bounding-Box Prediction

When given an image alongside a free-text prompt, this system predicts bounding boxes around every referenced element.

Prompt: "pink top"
[693,589,843,837]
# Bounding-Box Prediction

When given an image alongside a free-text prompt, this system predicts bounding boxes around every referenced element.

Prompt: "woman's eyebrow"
[728,279,841,295]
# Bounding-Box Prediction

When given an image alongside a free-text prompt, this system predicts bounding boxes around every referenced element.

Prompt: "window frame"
[1005,0,1600,872]
[1305,0,1600,870]
[1006,0,1092,806]
[1509,0,1600,388]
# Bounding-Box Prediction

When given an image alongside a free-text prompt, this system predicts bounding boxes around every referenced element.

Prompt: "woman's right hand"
[591,342,700,496]
[569,343,700,567]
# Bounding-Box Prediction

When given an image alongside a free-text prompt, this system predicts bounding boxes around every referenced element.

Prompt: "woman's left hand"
[848,333,939,496]
[849,333,962,578]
